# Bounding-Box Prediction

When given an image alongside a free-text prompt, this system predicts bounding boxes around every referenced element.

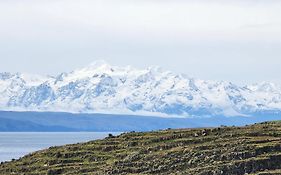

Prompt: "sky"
[0,0,281,85]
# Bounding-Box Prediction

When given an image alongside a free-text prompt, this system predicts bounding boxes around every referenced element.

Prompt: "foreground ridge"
[1,121,281,175]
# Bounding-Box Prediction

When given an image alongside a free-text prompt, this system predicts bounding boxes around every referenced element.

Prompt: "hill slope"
[1,121,281,175]
[0,117,74,132]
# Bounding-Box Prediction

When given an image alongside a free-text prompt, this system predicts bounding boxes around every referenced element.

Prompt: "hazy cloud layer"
[0,0,281,84]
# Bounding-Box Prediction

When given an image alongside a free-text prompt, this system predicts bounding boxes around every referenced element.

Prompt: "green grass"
[1,121,281,174]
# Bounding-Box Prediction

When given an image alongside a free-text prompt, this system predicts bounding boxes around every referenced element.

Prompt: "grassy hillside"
[1,121,281,175]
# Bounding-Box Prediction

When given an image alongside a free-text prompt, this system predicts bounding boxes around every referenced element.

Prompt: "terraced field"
[1,121,281,175]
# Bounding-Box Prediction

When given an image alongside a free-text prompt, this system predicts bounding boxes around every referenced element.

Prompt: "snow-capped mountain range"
[1,60,281,118]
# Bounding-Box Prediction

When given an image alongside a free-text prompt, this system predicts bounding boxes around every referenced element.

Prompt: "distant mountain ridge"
[1,111,281,132]
[1,60,281,117]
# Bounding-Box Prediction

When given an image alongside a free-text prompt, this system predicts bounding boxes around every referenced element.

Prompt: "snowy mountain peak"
[0,72,15,80]
[250,82,280,92]
[0,62,281,117]
[83,60,113,72]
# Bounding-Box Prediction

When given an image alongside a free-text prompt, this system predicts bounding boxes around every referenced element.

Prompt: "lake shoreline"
[0,132,121,163]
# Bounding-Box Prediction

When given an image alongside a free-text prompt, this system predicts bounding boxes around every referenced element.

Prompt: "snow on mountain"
[1,61,281,117]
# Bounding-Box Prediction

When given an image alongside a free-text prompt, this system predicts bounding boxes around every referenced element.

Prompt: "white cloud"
[1,0,281,40]
[0,0,281,85]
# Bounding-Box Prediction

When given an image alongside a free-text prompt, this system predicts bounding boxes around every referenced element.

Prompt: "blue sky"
[0,0,281,85]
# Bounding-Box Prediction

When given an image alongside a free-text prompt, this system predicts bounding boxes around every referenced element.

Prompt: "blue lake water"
[0,132,120,162]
